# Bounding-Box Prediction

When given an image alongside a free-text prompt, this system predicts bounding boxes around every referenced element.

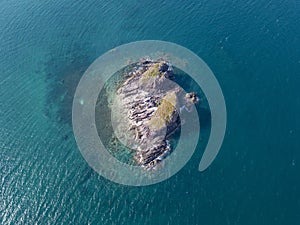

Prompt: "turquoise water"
[1,0,300,224]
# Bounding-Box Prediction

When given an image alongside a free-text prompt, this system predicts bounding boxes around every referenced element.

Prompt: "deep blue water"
[1,0,300,224]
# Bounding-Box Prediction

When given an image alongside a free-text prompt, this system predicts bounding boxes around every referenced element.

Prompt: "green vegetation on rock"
[149,91,178,129]
[141,63,162,83]
[144,63,160,77]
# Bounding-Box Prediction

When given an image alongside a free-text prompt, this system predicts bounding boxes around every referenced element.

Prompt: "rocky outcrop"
[111,58,199,170]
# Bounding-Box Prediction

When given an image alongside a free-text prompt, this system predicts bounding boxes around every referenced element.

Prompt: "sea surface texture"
[1,0,300,224]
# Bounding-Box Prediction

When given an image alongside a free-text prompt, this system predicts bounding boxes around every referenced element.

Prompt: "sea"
[0,0,299,224]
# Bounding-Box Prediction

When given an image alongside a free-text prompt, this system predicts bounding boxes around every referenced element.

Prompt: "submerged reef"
[108,58,199,170]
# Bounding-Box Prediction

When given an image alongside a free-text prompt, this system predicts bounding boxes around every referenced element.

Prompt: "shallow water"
[1,0,300,224]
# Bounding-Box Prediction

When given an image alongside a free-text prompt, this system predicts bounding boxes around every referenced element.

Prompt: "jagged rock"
[111,58,199,170]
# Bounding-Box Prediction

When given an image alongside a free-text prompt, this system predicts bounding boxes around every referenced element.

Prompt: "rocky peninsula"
[111,58,199,170]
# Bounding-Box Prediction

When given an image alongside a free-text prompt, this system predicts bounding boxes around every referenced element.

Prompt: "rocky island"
[110,58,199,170]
